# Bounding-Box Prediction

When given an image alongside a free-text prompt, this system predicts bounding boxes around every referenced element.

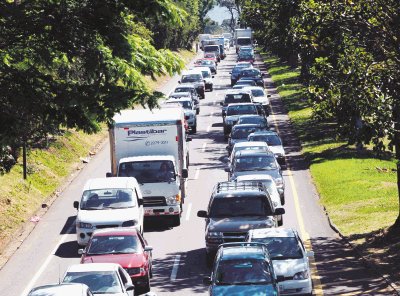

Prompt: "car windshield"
[215,259,272,285]
[175,87,193,93]
[238,116,267,126]
[234,155,278,171]
[250,89,265,97]
[231,127,259,139]
[224,94,251,104]
[63,271,122,293]
[80,188,136,210]
[227,105,257,116]
[204,53,215,58]
[238,53,253,59]
[209,195,272,217]
[87,235,139,255]
[249,135,282,146]
[167,101,192,109]
[241,69,261,78]
[181,74,202,83]
[237,38,252,46]
[204,45,219,52]
[252,237,303,260]
[235,146,268,154]
[119,160,175,184]
[201,70,211,78]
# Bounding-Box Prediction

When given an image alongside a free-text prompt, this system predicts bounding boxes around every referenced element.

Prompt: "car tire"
[192,125,197,134]
[138,275,151,295]
[278,215,283,227]
[172,215,181,227]
[196,108,200,115]
[210,86,213,91]
[280,194,285,206]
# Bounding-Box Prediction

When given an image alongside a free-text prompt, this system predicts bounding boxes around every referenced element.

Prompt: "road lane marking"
[207,125,211,132]
[21,222,75,296]
[185,203,192,221]
[194,168,200,180]
[202,143,207,152]
[170,255,181,281]
[270,106,324,296]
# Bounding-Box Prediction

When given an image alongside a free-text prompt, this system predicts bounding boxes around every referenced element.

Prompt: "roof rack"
[215,181,266,193]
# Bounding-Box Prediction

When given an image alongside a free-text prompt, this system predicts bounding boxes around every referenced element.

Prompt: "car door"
[134,187,144,231]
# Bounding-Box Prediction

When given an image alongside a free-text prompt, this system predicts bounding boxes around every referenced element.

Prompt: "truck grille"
[143,196,167,207]
[222,231,247,243]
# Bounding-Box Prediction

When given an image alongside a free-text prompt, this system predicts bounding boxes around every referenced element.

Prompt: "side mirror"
[224,167,230,173]
[274,208,285,215]
[276,275,285,283]
[106,172,112,178]
[138,199,143,206]
[186,136,192,142]
[212,75,215,78]
[144,246,154,252]
[203,276,211,285]
[307,251,315,257]
[267,94,272,98]
[225,146,230,150]
[78,248,85,255]
[277,188,284,196]
[229,72,232,74]
[197,210,208,218]
[178,81,181,84]
[73,201,79,209]
[125,284,135,291]
[182,169,188,178]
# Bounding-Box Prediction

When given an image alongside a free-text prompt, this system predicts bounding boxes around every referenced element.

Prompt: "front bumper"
[144,206,180,217]
[278,278,313,295]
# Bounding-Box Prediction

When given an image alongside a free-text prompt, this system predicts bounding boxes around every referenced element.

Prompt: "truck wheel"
[172,215,181,227]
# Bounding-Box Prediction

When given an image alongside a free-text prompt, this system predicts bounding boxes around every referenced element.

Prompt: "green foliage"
[0,0,189,159]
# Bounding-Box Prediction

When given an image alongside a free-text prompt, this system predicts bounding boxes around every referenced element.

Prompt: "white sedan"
[247,228,313,296]
[62,263,135,296]
[243,86,271,115]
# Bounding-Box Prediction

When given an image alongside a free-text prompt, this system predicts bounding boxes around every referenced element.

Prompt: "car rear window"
[224,94,251,104]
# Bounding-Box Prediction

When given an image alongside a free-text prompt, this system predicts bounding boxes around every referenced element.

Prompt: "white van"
[73,177,144,246]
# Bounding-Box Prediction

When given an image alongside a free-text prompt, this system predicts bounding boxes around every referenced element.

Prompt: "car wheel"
[278,215,283,227]
[138,275,151,295]
[210,86,213,91]
[192,124,197,134]
[280,194,285,206]
[172,215,181,227]
[196,108,200,115]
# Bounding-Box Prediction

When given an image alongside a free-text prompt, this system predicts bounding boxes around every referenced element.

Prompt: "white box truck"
[234,28,253,53]
[107,108,191,226]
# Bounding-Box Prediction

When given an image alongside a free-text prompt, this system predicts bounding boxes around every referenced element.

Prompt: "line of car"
[195,45,314,295]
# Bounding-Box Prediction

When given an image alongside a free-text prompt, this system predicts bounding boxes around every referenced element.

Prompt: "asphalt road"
[0,50,397,296]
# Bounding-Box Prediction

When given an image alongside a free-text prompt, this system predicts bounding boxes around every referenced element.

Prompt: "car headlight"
[122,220,137,227]
[275,177,283,187]
[125,267,146,275]
[166,194,180,205]
[78,222,93,229]
[206,231,223,242]
[293,270,309,280]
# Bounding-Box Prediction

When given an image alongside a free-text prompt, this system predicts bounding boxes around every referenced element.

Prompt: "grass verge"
[262,52,400,283]
[0,49,196,257]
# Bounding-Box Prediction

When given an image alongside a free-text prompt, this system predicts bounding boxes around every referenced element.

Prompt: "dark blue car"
[204,242,283,296]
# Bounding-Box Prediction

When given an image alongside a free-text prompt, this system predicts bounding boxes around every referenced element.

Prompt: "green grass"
[0,128,107,250]
[262,53,399,236]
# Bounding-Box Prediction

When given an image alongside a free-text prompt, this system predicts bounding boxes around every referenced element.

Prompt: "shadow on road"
[55,240,80,259]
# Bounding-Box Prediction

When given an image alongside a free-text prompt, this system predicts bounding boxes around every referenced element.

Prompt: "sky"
[206,5,235,25]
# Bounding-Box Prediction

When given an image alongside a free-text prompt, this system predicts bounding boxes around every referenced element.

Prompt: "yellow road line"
[270,105,324,295]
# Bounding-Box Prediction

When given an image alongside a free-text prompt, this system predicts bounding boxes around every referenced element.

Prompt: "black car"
[238,68,266,88]
[197,181,285,263]
[226,124,261,155]
[230,63,253,86]
[223,103,259,138]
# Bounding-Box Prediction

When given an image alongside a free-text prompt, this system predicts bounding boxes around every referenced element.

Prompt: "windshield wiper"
[236,281,271,285]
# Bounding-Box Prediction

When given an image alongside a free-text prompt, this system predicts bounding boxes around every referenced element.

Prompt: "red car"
[79,228,153,294]
[203,53,218,64]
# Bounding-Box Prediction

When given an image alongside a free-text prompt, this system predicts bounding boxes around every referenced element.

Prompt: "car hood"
[225,115,241,122]
[82,253,146,268]
[253,96,270,105]
[77,208,138,224]
[211,284,277,296]
[207,216,275,232]
[269,146,285,156]
[204,78,213,83]
[232,169,281,181]
[272,258,308,277]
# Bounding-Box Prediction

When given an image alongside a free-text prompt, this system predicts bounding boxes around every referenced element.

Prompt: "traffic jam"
[27,30,314,296]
